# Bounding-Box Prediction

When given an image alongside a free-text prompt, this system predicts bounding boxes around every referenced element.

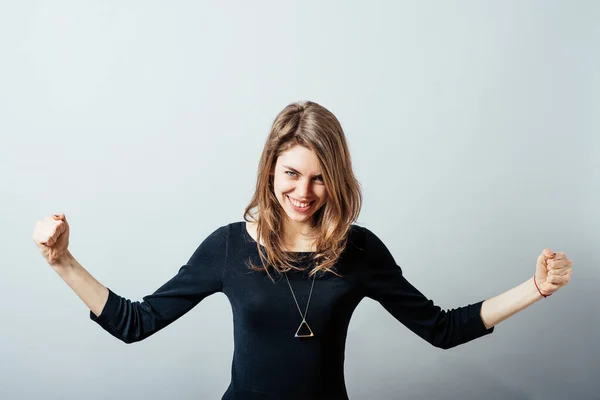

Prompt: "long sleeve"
[358,226,493,350]
[90,225,229,344]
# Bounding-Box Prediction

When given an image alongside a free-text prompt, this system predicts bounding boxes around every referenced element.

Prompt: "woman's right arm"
[33,213,109,317]
[34,213,229,343]
[52,250,109,318]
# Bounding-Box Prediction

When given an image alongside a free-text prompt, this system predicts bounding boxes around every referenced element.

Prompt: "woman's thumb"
[52,213,66,222]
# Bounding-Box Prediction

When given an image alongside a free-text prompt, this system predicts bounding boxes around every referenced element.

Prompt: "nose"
[296,178,312,199]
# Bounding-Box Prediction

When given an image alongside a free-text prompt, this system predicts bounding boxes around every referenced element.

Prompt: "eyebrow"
[282,165,323,179]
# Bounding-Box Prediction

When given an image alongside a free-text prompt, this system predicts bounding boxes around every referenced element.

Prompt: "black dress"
[91,221,494,399]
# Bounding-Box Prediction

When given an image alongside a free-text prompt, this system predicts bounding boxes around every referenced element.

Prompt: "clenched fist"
[535,248,573,297]
[33,213,71,266]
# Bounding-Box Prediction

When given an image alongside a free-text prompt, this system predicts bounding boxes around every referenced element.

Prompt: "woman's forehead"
[277,145,319,164]
[277,146,321,169]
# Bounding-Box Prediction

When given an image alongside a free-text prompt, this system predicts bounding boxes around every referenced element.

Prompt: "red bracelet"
[534,275,551,298]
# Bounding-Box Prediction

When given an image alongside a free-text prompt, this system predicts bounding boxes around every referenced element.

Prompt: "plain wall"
[1,1,598,399]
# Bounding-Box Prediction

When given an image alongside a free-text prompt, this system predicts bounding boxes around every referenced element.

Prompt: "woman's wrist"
[50,250,76,275]
[534,274,551,298]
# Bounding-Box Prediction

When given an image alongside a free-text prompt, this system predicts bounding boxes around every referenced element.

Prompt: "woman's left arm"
[480,248,573,329]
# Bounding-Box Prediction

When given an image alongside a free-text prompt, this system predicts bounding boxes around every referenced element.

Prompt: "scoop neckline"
[242,221,316,255]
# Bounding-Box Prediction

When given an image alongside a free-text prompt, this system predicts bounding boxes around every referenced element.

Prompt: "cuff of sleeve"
[472,300,495,336]
[89,288,119,326]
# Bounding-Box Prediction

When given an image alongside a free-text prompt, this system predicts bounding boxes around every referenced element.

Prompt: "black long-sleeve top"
[91,221,494,399]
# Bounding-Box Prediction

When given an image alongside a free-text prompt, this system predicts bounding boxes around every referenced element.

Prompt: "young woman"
[33,101,573,399]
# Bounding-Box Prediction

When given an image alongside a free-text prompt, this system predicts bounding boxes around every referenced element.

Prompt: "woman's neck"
[282,221,317,252]
[246,220,317,252]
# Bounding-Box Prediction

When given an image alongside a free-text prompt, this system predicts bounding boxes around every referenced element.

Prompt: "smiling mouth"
[286,195,314,209]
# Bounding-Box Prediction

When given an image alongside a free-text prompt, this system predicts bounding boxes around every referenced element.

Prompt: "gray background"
[1,1,598,399]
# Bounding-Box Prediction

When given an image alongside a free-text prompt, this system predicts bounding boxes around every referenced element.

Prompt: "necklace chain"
[284,271,316,321]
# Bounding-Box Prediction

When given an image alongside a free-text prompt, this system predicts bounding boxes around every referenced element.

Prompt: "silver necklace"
[284,271,316,338]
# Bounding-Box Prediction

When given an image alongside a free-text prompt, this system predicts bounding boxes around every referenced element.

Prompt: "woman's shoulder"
[200,221,245,243]
[221,221,255,245]
[347,223,371,245]
[208,221,246,232]
[346,223,390,254]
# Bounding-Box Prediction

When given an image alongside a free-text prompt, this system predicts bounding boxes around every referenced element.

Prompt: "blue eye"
[285,170,324,182]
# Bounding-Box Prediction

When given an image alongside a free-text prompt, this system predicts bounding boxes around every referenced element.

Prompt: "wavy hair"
[244,101,362,279]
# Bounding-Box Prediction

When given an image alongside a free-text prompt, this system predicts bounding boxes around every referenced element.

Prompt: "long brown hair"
[244,101,362,279]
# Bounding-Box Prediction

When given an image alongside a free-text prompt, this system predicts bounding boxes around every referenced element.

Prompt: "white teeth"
[288,196,311,208]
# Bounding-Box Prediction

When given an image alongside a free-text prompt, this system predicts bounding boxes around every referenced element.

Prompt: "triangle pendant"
[295,320,315,338]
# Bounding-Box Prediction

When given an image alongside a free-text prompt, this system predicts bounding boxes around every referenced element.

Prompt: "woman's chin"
[286,213,312,222]
[283,208,314,222]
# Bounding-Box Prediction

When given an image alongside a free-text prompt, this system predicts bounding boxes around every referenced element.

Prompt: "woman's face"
[272,145,328,227]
